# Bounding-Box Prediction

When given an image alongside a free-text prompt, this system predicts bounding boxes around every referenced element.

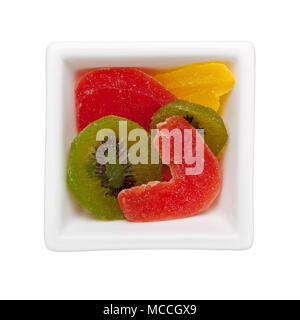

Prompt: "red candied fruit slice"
[75,68,176,131]
[118,116,222,222]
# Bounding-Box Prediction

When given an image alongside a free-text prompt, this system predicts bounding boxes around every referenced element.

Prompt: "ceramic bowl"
[45,42,255,251]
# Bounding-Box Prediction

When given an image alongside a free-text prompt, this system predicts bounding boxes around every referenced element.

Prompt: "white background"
[0,0,299,300]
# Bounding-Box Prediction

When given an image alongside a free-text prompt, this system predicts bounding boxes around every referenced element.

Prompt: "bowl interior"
[58,52,241,241]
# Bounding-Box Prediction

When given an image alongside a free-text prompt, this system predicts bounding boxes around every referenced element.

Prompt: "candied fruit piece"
[67,116,161,220]
[151,100,228,156]
[153,63,235,111]
[118,116,222,222]
[75,68,176,131]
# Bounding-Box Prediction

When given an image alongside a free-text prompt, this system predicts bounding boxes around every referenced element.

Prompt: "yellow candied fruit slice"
[171,87,220,111]
[153,62,235,111]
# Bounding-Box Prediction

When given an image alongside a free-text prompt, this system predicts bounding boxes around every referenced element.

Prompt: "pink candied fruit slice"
[118,116,222,222]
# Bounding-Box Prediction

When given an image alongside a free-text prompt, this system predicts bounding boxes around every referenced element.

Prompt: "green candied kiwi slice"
[151,100,228,156]
[67,115,162,220]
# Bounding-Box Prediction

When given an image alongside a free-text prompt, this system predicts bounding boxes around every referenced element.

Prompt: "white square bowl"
[45,42,255,251]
